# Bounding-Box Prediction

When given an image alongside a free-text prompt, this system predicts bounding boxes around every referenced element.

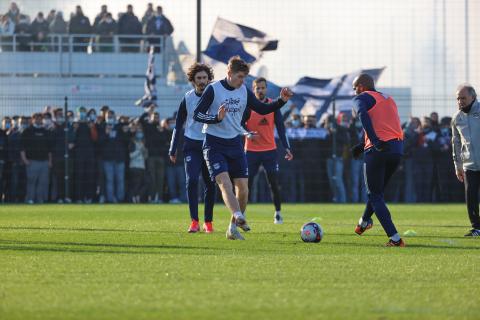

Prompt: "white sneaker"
[226,227,245,240]
[274,213,284,224]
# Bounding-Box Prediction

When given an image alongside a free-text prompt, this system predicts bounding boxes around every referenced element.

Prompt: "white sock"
[275,211,282,216]
[233,211,243,220]
[229,221,237,232]
[359,217,370,228]
[390,233,401,242]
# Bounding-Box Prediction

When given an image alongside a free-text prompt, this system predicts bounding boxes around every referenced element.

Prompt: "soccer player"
[350,73,405,247]
[193,56,293,240]
[243,77,293,224]
[169,63,216,233]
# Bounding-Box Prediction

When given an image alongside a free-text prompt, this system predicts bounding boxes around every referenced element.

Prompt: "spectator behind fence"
[0,14,15,52]
[140,106,169,203]
[94,105,109,203]
[323,114,349,203]
[0,117,8,201]
[413,116,436,202]
[5,2,20,23]
[99,110,129,203]
[128,122,148,203]
[52,108,74,203]
[6,116,26,202]
[49,11,66,34]
[93,5,110,30]
[118,5,142,53]
[68,5,92,52]
[46,9,55,24]
[95,13,117,52]
[14,14,30,51]
[164,117,185,203]
[73,107,97,203]
[20,113,52,204]
[145,6,174,53]
[141,3,154,28]
[30,12,49,52]
[349,116,367,203]
[402,117,420,202]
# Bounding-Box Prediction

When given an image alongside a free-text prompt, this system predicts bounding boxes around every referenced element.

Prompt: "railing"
[0,34,173,78]
[0,34,166,54]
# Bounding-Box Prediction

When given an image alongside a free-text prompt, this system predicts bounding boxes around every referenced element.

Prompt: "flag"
[291,68,385,117]
[203,17,278,65]
[135,46,157,107]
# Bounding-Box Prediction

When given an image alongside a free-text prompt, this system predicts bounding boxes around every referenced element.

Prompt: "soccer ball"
[300,222,323,243]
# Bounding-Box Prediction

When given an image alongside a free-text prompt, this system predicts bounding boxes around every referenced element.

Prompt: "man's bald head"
[456,83,477,110]
[352,73,375,95]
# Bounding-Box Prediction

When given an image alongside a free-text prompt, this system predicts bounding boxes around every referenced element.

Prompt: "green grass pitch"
[0,204,479,320]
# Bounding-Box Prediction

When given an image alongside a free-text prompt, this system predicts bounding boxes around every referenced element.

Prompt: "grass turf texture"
[0,204,479,320]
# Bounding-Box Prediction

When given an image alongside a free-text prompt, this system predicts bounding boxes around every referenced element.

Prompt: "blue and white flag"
[292,68,385,117]
[135,46,158,107]
[203,17,278,65]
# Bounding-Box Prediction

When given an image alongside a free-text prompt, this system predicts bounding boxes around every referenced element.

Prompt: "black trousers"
[465,170,480,229]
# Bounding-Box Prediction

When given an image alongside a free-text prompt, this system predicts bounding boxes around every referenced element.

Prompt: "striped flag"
[135,46,158,107]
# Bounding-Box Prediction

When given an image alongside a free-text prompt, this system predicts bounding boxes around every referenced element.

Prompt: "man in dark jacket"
[68,6,92,52]
[95,13,117,52]
[117,5,142,53]
[6,116,26,202]
[51,108,75,203]
[145,6,174,53]
[20,113,52,204]
[30,12,49,51]
[14,14,31,51]
[73,107,97,203]
[98,110,130,203]
[140,106,169,203]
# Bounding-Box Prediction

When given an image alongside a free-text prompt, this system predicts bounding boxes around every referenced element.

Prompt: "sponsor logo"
[213,163,220,170]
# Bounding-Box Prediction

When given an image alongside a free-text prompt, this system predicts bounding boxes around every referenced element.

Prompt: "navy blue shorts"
[246,150,279,178]
[203,134,248,179]
[183,137,212,182]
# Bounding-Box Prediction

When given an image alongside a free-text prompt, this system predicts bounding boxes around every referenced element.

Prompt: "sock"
[358,217,368,228]
[233,211,243,220]
[390,233,401,242]
[275,211,281,216]
[229,221,237,232]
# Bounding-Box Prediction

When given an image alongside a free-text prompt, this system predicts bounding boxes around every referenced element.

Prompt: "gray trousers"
[26,160,49,203]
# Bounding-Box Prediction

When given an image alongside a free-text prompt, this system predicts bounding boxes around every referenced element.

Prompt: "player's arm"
[352,94,381,148]
[193,86,223,124]
[451,119,464,182]
[247,88,293,115]
[274,110,293,160]
[168,98,187,163]
[241,108,251,131]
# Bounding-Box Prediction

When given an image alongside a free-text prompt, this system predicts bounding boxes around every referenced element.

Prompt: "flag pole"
[196,0,201,62]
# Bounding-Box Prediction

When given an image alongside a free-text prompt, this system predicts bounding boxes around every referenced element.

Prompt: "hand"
[456,168,465,183]
[351,143,365,159]
[169,154,176,164]
[285,148,294,161]
[374,140,390,152]
[68,143,75,150]
[23,159,31,166]
[218,104,227,121]
[280,87,294,102]
[105,126,112,134]
[245,131,258,140]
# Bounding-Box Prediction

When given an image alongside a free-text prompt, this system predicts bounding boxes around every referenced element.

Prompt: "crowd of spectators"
[0,104,185,204]
[0,2,174,52]
[0,102,464,204]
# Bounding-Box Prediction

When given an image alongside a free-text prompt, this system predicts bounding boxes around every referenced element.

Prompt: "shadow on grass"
[0,226,171,234]
[0,239,218,255]
[270,240,480,251]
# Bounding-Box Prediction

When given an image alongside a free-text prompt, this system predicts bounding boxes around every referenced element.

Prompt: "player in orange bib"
[243,77,293,224]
